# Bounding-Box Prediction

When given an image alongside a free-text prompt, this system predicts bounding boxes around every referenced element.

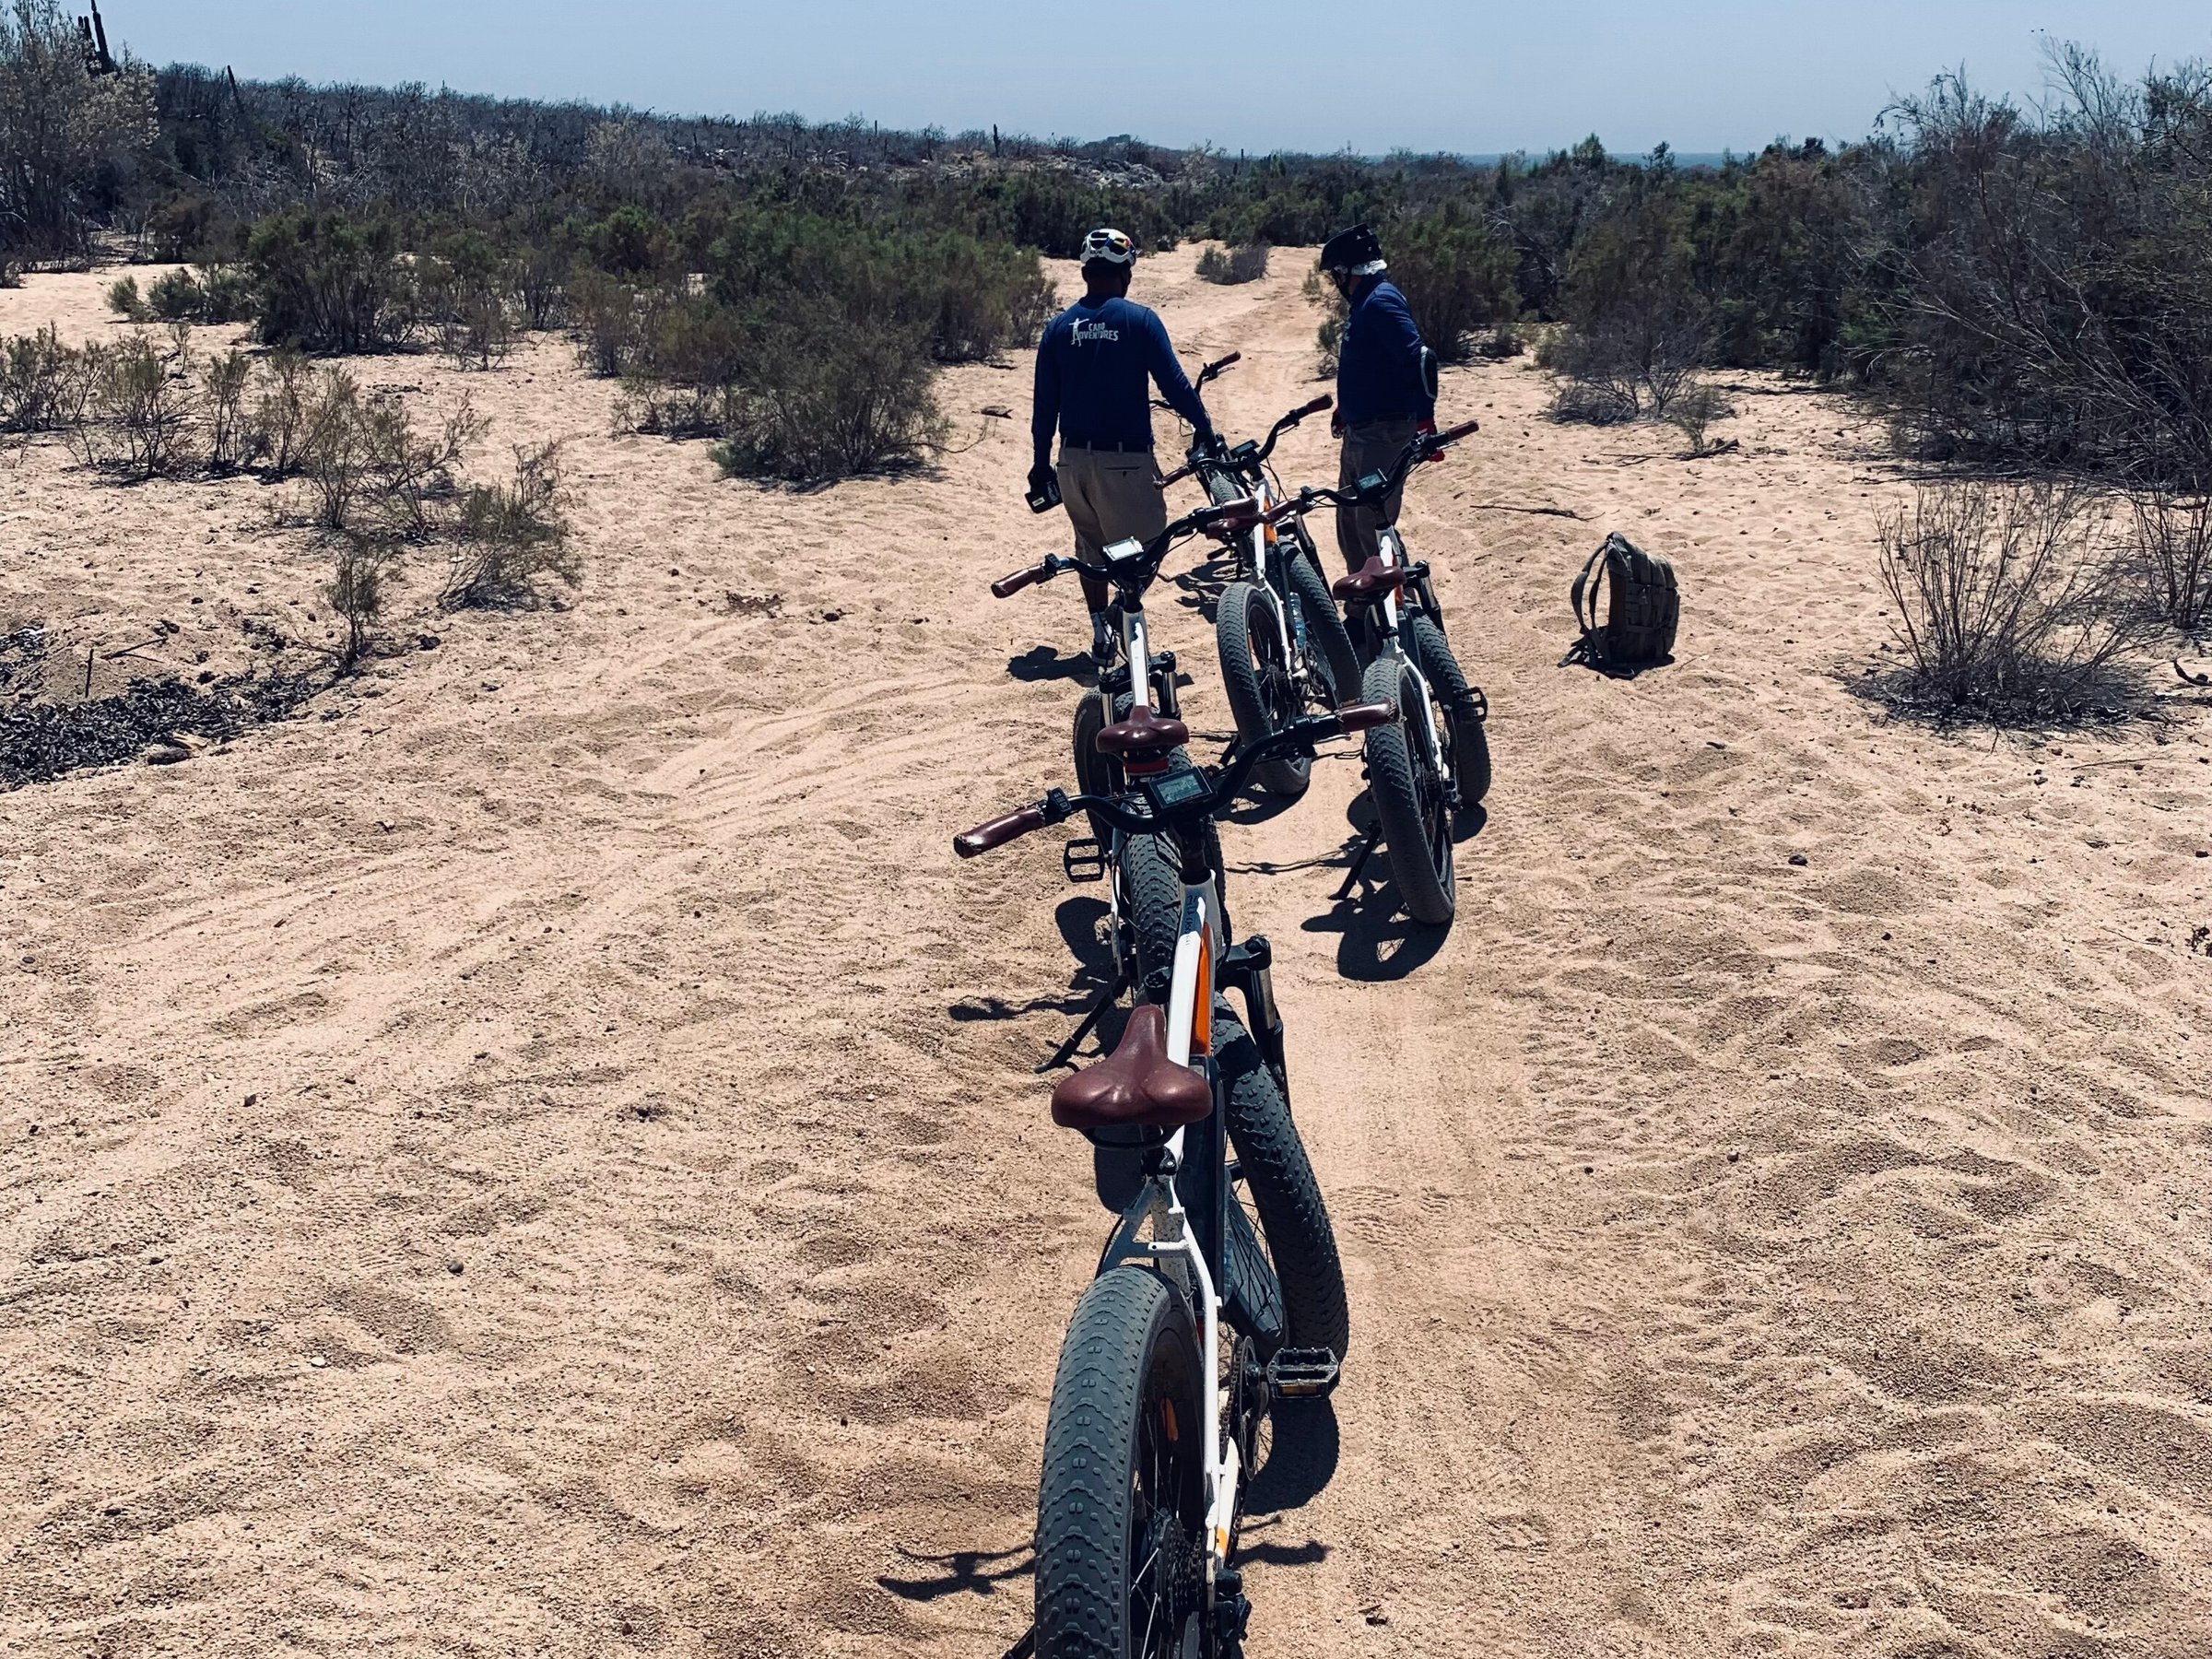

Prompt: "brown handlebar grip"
[1435,418,1481,445]
[1293,394,1333,418]
[991,564,1048,600]
[1159,463,1193,488]
[1207,351,1242,373]
[1335,700,1399,735]
[954,804,1048,858]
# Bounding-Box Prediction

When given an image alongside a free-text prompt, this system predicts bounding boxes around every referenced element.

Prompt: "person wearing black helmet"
[1319,223,1440,571]
[1030,227,1218,665]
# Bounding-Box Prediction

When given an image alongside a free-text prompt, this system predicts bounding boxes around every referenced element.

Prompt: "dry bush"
[0,325,88,430]
[78,333,198,477]
[253,347,312,476]
[1545,309,1706,424]
[570,268,642,377]
[2129,492,2212,637]
[300,377,486,537]
[1197,242,1270,285]
[1668,382,1734,456]
[329,535,402,665]
[204,347,260,473]
[441,441,577,607]
[1877,481,2152,719]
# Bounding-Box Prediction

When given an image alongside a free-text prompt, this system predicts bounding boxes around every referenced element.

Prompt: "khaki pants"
[1335,417,1421,571]
[1059,444,1166,610]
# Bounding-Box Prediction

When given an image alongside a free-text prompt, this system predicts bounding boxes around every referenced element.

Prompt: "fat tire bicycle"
[957,701,1394,1659]
[1157,365,1362,801]
[1260,418,1489,926]
[994,494,1265,1069]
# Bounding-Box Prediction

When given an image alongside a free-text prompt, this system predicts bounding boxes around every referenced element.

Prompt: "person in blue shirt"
[1031,228,1218,665]
[1320,224,1440,571]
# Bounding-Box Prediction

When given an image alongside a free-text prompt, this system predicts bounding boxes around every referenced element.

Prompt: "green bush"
[147,266,202,322]
[0,325,88,430]
[1196,242,1270,285]
[244,213,415,352]
[1389,205,1519,363]
[106,275,147,320]
[712,318,944,480]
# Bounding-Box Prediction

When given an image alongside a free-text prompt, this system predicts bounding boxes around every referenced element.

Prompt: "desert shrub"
[253,347,312,476]
[1302,263,1347,375]
[0,325,87,430]
[1543,307,1706,422]
[419,234,515,369]
[1666,382,1733,456]
[1877,481,2151,719]
[245,212,415,352]
[512,240,570,330]
[1389,205,1519,362]
[569,267,643,377]
[79,333,197,477]
[712,318,943,480]
[193,265,254,323]
[442,441,576,606]
[203,347,259,471]
[146,266,204,322]
[0,0,157,261]
[924,233,1054,361]
[301,378,486,537]
[106,274,147,320]
[329,535,402,665]
[1197,242,1270,285]
[2129,492,2212,636]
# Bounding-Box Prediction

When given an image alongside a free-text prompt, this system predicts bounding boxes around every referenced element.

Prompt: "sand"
[3,248,2209,1658]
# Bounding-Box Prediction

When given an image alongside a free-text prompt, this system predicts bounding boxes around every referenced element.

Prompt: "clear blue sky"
[115,2,2212,156]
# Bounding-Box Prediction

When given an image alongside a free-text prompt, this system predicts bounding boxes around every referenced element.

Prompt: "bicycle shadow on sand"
[946,897,1126,1050]
[1297,796,1488,982]
[877,1541,1031,1604]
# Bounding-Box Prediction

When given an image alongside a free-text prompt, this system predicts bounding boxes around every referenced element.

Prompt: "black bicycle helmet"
[1320,223,1384,273]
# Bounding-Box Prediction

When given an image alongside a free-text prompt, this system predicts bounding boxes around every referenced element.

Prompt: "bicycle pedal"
[1062,838,1106,883]
[1265,1347,1341,1401]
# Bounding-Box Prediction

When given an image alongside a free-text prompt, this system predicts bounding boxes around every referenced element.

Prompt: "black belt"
[1061,437,1154,454]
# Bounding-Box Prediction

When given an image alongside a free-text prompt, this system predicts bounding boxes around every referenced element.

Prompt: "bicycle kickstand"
[1037,968,1127,1074]
[1331,825,1384,904]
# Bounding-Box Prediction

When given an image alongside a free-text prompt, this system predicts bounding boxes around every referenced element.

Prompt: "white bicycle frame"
[1094,871,1244,1590]
[1365,524,1453,783]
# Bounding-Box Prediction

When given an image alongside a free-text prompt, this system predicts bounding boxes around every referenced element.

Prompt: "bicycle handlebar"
[990,498,1257,599]
[1264,417,1481,518]
[953,700,1398,858]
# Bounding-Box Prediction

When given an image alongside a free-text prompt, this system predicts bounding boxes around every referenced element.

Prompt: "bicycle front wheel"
[1034,1267,1207,1659]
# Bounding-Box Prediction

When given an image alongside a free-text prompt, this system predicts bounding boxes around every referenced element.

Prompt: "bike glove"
[1418,417,1444,464]
[1028,461,1057,495]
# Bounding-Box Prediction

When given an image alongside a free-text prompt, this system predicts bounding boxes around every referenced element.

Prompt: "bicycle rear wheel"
[1360,655,1456,926]
[1407,611,1490,806]
[1283,535,1362,707]
[1034,1267,1207,1659]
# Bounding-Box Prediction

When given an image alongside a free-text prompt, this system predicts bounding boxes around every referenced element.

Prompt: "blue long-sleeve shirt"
[1335,275,1434,427]
[1032,296,1213,463]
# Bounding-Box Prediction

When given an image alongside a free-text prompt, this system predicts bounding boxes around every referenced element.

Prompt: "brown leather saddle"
[1332,556,1407,606]
[1052,1004,1210,1132]
[1095,704,1188,765]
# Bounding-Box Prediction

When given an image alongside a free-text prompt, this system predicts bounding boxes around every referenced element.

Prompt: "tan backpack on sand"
[1566,534,1678,676]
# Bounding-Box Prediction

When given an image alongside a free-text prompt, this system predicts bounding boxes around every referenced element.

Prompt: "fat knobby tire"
[1216,582,1311,797]
[1217,1010,1349,1360]
[1034,1267,1203,1659]
[1361,656,1456,926]
[1407,611,1491,806]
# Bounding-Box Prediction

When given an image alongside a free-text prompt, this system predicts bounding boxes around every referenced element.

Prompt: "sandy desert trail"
[3,248,2210,1659]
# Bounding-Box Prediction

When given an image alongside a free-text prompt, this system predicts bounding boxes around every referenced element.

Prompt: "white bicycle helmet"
[1081,227,1137,266]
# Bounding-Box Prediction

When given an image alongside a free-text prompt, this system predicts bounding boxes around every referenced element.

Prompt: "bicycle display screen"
[1144,771,1210,814]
